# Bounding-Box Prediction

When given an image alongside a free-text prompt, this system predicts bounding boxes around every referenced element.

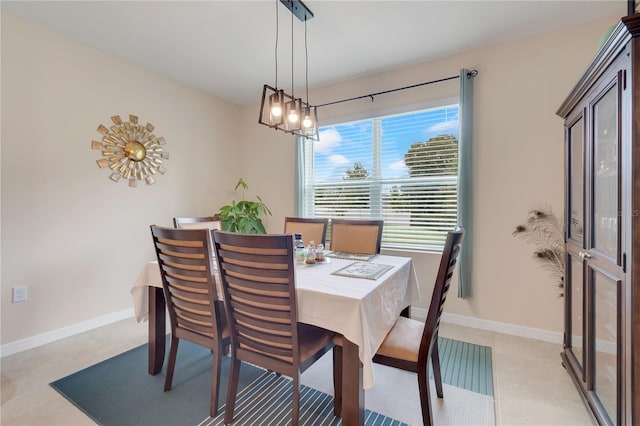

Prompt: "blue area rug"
[204,372,407,426]
[50,339,406,425]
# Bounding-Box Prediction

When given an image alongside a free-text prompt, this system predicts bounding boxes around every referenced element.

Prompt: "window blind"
[301,104,459,251]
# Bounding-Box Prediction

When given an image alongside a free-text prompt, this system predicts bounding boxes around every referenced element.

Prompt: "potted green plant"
[216,178,272,234]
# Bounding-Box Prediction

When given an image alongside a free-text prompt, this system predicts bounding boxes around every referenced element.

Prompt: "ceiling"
[2,1,625,106]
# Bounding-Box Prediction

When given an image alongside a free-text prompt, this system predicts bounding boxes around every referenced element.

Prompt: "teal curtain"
[457,68,474,298]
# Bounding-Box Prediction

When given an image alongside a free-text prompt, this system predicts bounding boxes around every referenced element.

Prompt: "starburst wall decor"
[91,114,168,187]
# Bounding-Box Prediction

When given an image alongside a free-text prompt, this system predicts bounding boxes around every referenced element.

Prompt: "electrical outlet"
[12,286,27,303]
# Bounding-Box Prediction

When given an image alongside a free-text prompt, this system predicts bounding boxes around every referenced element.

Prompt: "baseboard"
[0,308,135,358]
[2,307,564,358]
[411,307,563,345]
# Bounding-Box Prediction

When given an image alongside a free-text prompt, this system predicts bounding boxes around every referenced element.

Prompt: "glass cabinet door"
[568,117,584,243]
[565,114,586,375]
[592,269,620,425]
[568,254,585,374]
[592,85,618,259]
[587,77,622,426]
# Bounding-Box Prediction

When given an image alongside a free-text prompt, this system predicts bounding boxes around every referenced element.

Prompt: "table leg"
[148,286,165,375]
[341,338,364,426]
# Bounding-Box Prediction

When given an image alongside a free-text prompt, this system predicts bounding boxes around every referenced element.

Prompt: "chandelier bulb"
[257,1,319,141]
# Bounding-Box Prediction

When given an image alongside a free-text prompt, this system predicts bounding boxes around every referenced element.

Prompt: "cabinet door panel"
[568,116,584,243]
[591,84,618,260]
[568,254,585,375]
[591,268,620,425]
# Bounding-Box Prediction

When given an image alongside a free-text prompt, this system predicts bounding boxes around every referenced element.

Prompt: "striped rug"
[203,372,407,426]
[436,337,493,396]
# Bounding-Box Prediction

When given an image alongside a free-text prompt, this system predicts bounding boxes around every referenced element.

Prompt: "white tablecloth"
[130,260,222,322]
[295,255,419,388]
[131,254,419,388]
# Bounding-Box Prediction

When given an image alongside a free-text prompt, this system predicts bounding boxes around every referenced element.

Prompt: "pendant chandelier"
[258,0,319,141]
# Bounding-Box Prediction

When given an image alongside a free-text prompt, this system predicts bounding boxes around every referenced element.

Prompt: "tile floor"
[0,319,594,425]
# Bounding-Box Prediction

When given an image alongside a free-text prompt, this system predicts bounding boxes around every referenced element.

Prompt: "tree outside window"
[300,104,459,251]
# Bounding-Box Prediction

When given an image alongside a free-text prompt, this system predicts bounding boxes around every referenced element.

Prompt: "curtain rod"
[315,69,478,109]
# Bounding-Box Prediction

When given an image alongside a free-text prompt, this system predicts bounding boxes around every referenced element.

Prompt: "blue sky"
[313,104,459,181]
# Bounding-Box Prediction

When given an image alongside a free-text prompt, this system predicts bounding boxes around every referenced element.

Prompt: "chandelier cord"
[305,17,309,105]
[291,11,294,97]
[274,1,279,88]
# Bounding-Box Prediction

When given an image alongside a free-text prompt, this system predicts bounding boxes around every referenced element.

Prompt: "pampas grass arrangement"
[513,206,565,297]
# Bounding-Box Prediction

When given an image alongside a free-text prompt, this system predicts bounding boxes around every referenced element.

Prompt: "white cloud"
[314,127,342,155]
[389,160,407,171]
[427,120,458,134]
[328,154,350,166]
[316,128,342,155]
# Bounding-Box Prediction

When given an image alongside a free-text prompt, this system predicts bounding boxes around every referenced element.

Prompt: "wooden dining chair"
[370,226,464,426]
[329,218,406,315]
[212,231,336,426]
[149,225,230,417]
[329,218,383,255]
[284,216,328,246]
[173,216,222,230]
[174,216,223,259]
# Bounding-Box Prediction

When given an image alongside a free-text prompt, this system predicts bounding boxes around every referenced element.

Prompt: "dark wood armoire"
[556,14,640,426]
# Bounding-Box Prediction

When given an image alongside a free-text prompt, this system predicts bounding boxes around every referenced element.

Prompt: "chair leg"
[224,357,241,425]
[418,365,435,426]
[332,345,343,416]
[164,336,179,391]
[431,341,444,398]
[292,375,300,426]
[209,342,223,417]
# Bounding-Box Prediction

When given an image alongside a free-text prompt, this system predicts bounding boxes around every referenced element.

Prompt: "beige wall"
[241,16,619,334]
[1,14,241,345]
[0,11,620,349]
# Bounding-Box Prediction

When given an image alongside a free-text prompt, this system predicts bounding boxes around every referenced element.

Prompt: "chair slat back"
[421,227,465,358]
[151,225,222,345]
[284,217,328,246]
[330,219,383,254]
[174,216,223,261]
[213,231,299,375]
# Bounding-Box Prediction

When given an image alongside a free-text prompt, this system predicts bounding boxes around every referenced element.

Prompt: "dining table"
[131,253,420,426]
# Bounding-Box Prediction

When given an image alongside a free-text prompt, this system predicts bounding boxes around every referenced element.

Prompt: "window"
[299,103,459,251]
